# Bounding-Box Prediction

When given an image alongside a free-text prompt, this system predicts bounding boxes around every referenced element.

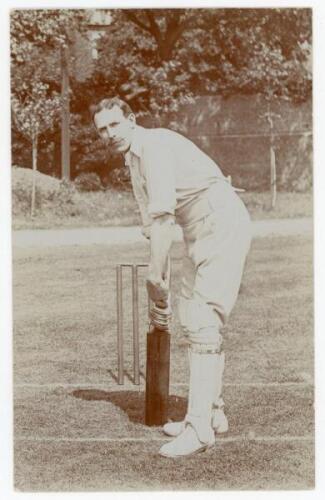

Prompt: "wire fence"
[191,131,312,139]
[188,129,313,193]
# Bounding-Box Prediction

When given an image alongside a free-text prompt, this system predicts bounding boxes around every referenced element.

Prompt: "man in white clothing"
[92,97,251,458]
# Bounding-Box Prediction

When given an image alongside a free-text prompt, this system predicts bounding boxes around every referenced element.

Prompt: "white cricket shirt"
[124,125,226,228]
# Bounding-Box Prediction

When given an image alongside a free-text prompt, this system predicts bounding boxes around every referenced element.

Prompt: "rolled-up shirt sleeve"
[143,134,177,219]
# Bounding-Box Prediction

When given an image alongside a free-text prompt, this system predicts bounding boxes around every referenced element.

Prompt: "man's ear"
[92,114,99,135]
[128,113,136,127]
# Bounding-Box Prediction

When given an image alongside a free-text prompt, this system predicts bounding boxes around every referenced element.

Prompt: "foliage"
[11,80,61,141]
[10,9,92,134]
[74,172,103,192]
[191,8,312,101]
[11,7,312,115]
[279,133,313,192]
[10,8,312,191]
[12,166,61,215]
[11,59,62,216]
[95,13,195,124]
[108,163,131,188]
[11,9,87,63]
[69,114,123,183]
[94,8,312,121]
[11,167,140,228]
[12,167,82,218]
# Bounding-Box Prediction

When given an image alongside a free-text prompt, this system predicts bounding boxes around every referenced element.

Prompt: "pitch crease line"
[14,381,313,389]
[15,435,314,444]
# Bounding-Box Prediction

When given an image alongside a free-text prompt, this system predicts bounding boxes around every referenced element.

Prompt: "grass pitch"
[13,234,314,491]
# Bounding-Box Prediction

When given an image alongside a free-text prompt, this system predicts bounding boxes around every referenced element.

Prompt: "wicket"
[116,261,171,426]
[116,263,148,385]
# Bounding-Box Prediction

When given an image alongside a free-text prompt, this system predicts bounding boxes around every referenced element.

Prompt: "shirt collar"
[124,125,143,167]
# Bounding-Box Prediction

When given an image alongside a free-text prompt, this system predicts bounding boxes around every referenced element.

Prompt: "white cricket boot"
[163,351,228,437]
[159,346,219,458]
[163,408,228,437]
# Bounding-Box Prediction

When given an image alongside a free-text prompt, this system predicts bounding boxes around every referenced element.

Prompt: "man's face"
[94,105,135,154]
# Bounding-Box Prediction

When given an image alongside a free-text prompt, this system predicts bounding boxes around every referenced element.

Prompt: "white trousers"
[177,180,252,344]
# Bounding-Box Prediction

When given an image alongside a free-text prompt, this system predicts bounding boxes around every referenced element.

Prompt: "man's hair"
[90,97,133,124]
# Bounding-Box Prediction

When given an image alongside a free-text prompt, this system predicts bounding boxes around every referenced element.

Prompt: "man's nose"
[106,127,116,140]
[102,127,111,140]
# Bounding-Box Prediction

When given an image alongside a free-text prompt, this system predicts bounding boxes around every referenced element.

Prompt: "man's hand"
[147,257,172,330]
[146,272,172,331]
[141,225,151,240]
[146,274,169,309]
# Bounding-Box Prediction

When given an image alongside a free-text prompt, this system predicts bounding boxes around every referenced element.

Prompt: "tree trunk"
[61,44,70,180]
[31,134,38,218]
[125,11,188,62]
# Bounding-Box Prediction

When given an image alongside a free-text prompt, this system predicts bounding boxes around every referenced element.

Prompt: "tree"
[93,11,195,127]
[93,8,312,197]
[95,8,311,118]
[239,9,312,207]
[122,9,200,62]
[10,9,86,63]
[10,8,312,191]
[11,9,89,180]
[11,79,61,217]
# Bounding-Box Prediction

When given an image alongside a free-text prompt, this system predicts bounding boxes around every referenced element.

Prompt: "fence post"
[266,104,277,209]
[270,141,277,209]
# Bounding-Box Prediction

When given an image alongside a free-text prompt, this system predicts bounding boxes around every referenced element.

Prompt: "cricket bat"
[145,257,171,426]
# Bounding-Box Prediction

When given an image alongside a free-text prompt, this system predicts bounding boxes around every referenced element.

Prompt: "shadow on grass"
[72,389,187,425]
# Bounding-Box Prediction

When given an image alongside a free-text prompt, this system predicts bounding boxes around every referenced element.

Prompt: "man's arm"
[142,134,176,304]
[146,214,174,309]
[148,214,174,282]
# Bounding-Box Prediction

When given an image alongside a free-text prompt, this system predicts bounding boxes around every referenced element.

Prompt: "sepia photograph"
[2,0,323,495]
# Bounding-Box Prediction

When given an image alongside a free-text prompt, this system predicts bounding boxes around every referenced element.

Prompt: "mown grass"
[15,440,314,491]
[15,384,313,440]
[14,236,313,386]
[13,234,314,490]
